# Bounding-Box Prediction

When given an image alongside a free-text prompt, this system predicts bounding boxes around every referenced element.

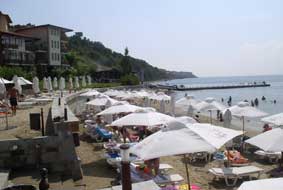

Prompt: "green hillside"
[67,32,196,81]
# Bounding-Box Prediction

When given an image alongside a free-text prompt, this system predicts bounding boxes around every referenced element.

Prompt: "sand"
[2,102,278,190]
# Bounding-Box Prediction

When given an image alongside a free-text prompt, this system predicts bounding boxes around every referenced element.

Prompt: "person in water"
[262,96,266,101]
[254,98,259,107]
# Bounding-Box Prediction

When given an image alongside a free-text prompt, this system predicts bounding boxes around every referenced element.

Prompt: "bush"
[120,74,140,86]
[0,66,34,80]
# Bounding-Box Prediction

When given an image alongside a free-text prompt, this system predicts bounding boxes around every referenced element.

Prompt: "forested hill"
[68,33,196,81]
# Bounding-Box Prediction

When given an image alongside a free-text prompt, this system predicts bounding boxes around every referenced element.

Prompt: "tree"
[120,47,132,75]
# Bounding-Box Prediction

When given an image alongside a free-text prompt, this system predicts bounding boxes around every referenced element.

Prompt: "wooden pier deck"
[149,83,271,91]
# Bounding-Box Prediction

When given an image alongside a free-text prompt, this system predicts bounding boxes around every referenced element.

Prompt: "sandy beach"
[0,100,278,190]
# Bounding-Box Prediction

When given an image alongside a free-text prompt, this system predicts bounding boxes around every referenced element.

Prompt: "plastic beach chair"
[208,165,264,186]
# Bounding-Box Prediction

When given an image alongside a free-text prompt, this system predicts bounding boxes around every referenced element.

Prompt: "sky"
[1,0,283,77]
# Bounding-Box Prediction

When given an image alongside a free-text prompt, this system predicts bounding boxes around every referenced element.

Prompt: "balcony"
[3,50,35,66]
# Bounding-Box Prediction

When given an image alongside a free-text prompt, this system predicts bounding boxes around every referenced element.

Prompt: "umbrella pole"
[209,110,212,124]
[183,154,191,190]
[241,116,245,152]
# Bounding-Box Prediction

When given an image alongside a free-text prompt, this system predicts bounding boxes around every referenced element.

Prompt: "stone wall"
[0,123,82,180]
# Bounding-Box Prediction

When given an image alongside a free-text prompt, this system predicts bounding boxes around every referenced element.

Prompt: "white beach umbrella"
[43,77,48,90]
[111,108,174,127]
[229,101,268,118]
[159,100,166,113]
[175,95,200,113]
[246,128,283,152]
[175,116,197,124]
[187,123,243,149]
[59,77,65,90]
[223,109,232,128]
[12,75,22,94]
[82,76,86,87]
[170,95,175,116]
[238,177,283,190]
[96,104,142,116]
[87,75,92,86]
[0,78,12,84]
[32,77,40,94]
[195,97,227,112]
[17,77,32,85]
[229,101,268,139]
[261,113,283,126]
[245,128,283,166]
[47,76,53,92]
[53,77,58,89]
[130,120,241,189]
[0,78,7,98]
[79,90,100,97]
[86,95,118,107]
[75,76,80,89]
[195,97,227,123]
[68,77,73,90]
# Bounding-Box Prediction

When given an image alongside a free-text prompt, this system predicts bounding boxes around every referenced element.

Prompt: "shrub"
[120,74,140,86]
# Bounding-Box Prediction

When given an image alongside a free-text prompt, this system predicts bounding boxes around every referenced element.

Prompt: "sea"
[158,75,283,132]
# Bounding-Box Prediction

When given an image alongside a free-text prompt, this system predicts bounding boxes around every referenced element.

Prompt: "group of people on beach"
[221,95,277,107]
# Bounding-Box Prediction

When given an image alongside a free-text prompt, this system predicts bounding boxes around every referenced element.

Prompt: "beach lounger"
[95,127,112,141]
[254,150,281,163]
[98,180,160,190]
[209,165,264,186]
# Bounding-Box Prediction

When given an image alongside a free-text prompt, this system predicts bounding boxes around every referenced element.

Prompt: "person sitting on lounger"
[262,124,272,132]
[225,150,249,164]
[144,158,160,176]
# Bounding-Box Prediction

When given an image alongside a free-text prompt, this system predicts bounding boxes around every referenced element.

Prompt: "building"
[16,25,73,67]
[0,12,36,66]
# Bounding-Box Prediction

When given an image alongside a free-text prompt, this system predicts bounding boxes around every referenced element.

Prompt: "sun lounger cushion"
[96,127,112,139]
[209,166,263,186]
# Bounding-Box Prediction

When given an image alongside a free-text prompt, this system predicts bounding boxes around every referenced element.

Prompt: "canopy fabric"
[43,77,48,90]
[53,77,58,89]
[17,77,32,85]
[228,101,268,118]
[82,76,86,87]
[195,97,227,111]
[245,128,283,152]
[87,75,92,85]
[130,120,216,160]
[238,177,283,190]
[175,116,197,124]
[79,90,100,97]
[110,109,174,127]
[175,95,200,108]
[261,113,283,126]
[75,76,80,89]
[47,77,53,92]
[86,96,118,106]
[223,109,232,128]
[187,123,242,149]
[69,77,73,89]
[96,104,142,116]
[0,78,7,96]
[12,76,22,94]
[59,77,65,90]
[149,92,171,101]
[32,77,40,94]
[0,78,12,84]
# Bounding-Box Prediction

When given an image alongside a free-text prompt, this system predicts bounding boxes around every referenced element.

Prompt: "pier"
[149,82,271,91]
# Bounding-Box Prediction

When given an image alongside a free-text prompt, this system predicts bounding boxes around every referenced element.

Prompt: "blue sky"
[1,0,283,77]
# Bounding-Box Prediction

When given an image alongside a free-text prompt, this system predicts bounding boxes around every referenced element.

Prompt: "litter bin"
[30,113,41,130]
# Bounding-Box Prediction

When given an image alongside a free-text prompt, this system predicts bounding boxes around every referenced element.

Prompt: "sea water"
[160,75,283,132]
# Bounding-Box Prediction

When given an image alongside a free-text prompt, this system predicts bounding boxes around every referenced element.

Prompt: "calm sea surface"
[160,75,283,115]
